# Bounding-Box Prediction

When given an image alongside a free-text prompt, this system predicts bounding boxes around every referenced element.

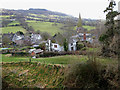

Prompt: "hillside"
[1,8,99,35]
[2,62,64,88]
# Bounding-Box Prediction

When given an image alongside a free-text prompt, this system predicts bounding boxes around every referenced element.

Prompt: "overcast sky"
[0,0,120,19]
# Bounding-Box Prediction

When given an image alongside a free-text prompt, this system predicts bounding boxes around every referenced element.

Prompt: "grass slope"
[2,62,64,88]
[27,21,64,35]
[2,54,118,65]
[2,54,87,65]
[1,26,26,33]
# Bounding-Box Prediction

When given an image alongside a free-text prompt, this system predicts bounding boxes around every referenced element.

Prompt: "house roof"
[29,49,36,53]
[69,33,93,43]
[29,49,43,54]
[33,49,43,54]
[51,33,65,45]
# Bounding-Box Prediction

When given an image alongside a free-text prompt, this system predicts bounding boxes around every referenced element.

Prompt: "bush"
[76,42,84,50]
[39,51,77,57]
[81,47,88,51]
[12,52,30,57]
[64,59,119,89]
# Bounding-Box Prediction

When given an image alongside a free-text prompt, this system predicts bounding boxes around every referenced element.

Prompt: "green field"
[26,20,37,23]
[8,21,20,26]
[83,25,96,31]
[2,54,118,65]
[0,15,15,18]
[73,25,96,31]
[1,26,26,33]
[28,21,64,35]
[2,55,87,65]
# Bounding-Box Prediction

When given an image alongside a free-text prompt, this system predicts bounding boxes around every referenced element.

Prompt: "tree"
[77,13,82,27]
[41,32,51,40]
[2,19,11,27]
[117,1,120,84]
[63,39,68,52]
[2,37,12,46]
[76,41,84,50]
[99,0,119,57]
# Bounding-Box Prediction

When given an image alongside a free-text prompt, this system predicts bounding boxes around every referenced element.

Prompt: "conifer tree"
[77,13,82,27]
[99,0,119,56]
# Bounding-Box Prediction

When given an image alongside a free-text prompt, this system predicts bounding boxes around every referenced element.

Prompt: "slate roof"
[33,49,43,54]
[51,33,65,45]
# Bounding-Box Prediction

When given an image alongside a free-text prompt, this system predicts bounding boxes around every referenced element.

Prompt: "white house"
[68,39,77,51]
[45,40,64,52]
[68,33,93,51]
[31,33,42,44]
[12,33,24,42]
[51,43,64,52]
[12,32,24,45]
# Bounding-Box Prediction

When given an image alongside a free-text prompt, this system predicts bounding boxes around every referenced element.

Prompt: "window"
[54,45,57,48]
[71,47,74,51]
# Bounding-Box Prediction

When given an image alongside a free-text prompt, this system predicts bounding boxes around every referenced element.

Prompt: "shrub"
[81,47,88,51]
[76,42,84,50]
[64,59,119,89]
[12,52,30,57]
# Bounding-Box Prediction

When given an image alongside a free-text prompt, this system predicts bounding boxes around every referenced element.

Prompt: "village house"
[30,33,42,44]
[45,33,65,52]
[67,13,94,51]
[45,40,64,52]
[29,48,43,58]
[68,33,93,51]
[11,32,43,46]
[12,31,24,45]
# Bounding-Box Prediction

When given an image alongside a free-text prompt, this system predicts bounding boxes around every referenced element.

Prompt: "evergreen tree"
[63,39,68,52]
[99,0,119,56]
[77,13,82,27]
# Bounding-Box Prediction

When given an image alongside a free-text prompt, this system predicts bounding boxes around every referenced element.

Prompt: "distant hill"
[1,8,99,35]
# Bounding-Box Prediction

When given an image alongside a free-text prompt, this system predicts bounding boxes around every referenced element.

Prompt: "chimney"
[83,33,86,41]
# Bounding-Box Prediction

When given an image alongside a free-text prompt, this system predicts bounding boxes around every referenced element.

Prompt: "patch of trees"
[41,32,51,40]
[2,19,12,27]
[63,39,68,52]
[16,14,35,33]
[99,0,119,57]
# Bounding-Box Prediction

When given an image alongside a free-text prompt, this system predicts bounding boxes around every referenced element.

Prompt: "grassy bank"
[2,62,64,88]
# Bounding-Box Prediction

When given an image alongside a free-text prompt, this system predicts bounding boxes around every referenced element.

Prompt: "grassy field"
[1,26,26,33]
[28,21,64,35]
[83,25,96,31]
[26,20,37,23]
[8,21,20,26]
[0,15,15,18]
[73,25,96,31]
[2,54,87,65]
[2,54,118,65]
